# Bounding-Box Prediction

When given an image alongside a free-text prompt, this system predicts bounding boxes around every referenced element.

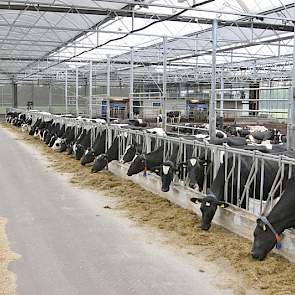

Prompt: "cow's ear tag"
[203,162,208,166]
[205,202,211,207]
[220,204,225,208]
[154,169,159,173]
[263,225,267,231]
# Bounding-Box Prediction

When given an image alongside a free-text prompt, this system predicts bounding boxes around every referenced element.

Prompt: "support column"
[288,24,295,149]
[129,47,134,119]
[76,67,79,117]
[162,36,167,130]
[49,83,52,113]
[89,61,93,118]
[209,19,218,139]
[220,73,224,130]
[12,81,17,109]
[65,69,68,114]
[107,55,111,123]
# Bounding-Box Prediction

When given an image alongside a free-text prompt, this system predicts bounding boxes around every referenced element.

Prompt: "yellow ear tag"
[263,225,267,231]
[220,204,225,208]
[203,162,207,166]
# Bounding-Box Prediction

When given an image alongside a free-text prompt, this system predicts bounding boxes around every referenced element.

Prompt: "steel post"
[89,61,93,118]
[76,67,79,116]
[220,72,224,129]
[49,83,52,113]
[288,22,295,149]
[107,55,111,123]
[129,47,134,119]
[65,69,68,114]
[209,19,217,139]
[162,36,167,130]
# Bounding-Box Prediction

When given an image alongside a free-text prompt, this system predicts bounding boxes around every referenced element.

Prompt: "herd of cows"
[6,111,295,261]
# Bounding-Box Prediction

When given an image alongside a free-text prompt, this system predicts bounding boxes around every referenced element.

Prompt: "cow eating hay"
[3,121,295,295]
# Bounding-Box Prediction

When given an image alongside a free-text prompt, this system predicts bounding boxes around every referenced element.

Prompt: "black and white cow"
[80,130,107,165]
[160,144,180,192]
[56,126,75,153]
[29,118,42,136]
[251,174,295,260]
[122,142,143,164]
[190,155,290,230]
[74,129,91,160]
[127,145,164,176]
[67,127,83,155]
[51,126,73,151]
[48,124,65,148]
[91,133,127,172]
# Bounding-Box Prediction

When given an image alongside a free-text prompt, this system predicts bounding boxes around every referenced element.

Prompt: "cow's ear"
[190,197,203,204]
[217,202,229,208]
[202,159,211,167]
[178,161,187,167]
[153,166,161,173]
[257,218,262,225]
[257,218,267,231]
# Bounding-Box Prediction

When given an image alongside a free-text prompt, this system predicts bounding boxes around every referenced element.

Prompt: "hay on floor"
[3,122,295,295]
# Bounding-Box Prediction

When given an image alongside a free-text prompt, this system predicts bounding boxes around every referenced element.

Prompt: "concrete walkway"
[0,127,229,295]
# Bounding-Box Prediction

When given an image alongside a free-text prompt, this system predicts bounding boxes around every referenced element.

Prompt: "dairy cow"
[251,173,295,260]
[91,133,127,172]
[74,129,91,160]
[81,130,106,165]
[127,145,164,176]
[190,155,290,230]
[160,144,180,192]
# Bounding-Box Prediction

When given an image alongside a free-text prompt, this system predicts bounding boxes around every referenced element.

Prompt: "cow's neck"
[268,177,295,233]
[210,163,225,201]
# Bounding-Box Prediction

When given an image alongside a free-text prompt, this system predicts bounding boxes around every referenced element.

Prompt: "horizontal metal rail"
[9,108,295,220]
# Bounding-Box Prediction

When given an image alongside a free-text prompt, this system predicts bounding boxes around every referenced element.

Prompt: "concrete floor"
[0,127,231,295]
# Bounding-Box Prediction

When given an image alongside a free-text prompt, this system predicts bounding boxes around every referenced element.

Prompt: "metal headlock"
[10,109,295,219]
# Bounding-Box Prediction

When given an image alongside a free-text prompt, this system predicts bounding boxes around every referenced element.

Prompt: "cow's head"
[191,195,229,230]
[67,143,74,155]
[127,155,145,176]
[91,154,108,172]
[251,218,279,260]
[81,148,95,165]
[122,145,137,163]
[48,135,57,147]
[75,144,86,160]
[52,138,62,151]
[160,161,178,192]
[44,131,52,144]
[59,139,67,152]
[186,157,210,191]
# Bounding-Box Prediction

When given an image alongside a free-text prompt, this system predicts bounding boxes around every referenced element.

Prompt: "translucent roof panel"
[1,0,294,83]
[0,0,127,79]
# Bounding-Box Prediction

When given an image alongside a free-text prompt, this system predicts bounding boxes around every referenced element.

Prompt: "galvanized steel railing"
[8,108,295,218]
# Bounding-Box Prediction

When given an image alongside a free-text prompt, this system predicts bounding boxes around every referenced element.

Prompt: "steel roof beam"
[0,3,293,32]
